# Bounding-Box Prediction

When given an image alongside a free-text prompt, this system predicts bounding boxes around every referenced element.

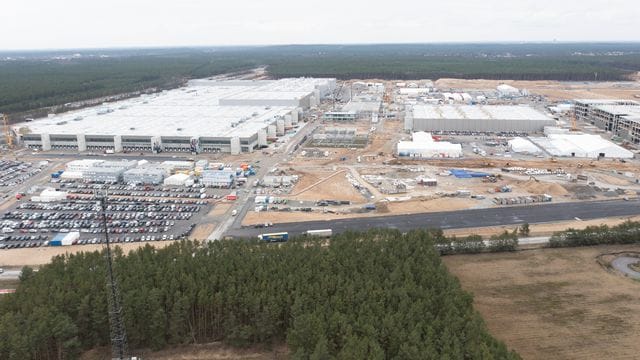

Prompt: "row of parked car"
[16,201,202,214]
[0,160,43,187]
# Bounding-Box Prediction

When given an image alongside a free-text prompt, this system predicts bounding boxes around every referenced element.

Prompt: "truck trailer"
[305,229,333,238]
[258,232,289,242]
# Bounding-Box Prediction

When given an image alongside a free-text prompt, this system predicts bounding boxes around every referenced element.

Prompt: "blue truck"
[258,232,289,242]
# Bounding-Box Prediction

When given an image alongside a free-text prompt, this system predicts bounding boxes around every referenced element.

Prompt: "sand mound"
[521,180,569,196]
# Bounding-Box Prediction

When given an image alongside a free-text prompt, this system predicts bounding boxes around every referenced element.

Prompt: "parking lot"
[0,180,215,250]
[0,160,46,189]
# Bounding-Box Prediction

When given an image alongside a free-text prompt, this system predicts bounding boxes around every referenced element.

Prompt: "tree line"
[0,229,520,359]
[548,220,640,248]
[3,44,640,116]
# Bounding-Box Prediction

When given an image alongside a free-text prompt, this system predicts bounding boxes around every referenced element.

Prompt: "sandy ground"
[444,245,640,360]
[385,197,479,213]
[0,241,177,267]
[82,343,288,360]
[286,170,366,203]
[190,223,216,240]
[435,78,640,101]
[209,202,233,216]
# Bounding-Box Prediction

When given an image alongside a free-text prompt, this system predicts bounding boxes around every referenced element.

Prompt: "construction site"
[236,78,640,228]
[1,72,640,258]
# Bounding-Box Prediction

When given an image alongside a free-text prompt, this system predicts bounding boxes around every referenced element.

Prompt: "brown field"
[209,202,233,216]
[0,241,177,267]
[190,223,216,240]
[444,245,640,360]
[286,169,365,203]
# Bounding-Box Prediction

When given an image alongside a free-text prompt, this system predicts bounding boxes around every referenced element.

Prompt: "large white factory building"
[405,105,555,133]
[15,78,336,154]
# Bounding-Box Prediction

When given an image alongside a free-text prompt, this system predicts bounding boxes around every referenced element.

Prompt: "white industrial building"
[66,159,105,172]
[16,78,335,154]
[83,167,126,183]
[405,105,555,133]
[529,134,634,159]
[397,132,462,158]
[123,168,165,185]
[201,169,235,188]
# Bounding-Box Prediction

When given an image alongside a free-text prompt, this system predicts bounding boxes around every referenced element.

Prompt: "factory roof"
[14,78,334,138]
[412,105,551,121]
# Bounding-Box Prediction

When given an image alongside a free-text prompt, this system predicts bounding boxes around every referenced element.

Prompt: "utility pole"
[98,194,132,360]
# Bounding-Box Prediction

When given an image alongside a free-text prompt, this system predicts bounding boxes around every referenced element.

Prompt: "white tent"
[529,134,633,159]
[508,137,541,154]
[163,173,192,186]
[36,188,68,202]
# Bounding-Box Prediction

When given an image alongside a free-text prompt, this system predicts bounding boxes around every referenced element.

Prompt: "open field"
[444,245,640,360]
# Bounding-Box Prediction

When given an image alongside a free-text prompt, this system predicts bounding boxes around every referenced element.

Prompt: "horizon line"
[2,40,640,53]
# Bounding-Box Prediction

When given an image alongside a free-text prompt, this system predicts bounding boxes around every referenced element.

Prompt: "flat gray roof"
[413,105,552,121]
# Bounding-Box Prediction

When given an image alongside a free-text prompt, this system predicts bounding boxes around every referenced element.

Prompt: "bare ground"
[444,245,640,360]
[443,215,640,238]
[0,241,177,267]
[190,223,216,240]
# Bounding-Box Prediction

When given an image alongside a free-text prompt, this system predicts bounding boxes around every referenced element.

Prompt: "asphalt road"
[0,270,21,281]
[611,256,640,279]
[226,198,640,238]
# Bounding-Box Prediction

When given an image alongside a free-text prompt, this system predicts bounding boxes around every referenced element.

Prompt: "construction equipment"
[2,114,13,148]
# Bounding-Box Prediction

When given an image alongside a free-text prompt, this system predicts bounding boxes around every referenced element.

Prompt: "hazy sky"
[1,0,638,50]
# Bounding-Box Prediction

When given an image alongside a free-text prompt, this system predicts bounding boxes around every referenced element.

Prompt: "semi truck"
[258,232,289,242]
[305,229,332,238]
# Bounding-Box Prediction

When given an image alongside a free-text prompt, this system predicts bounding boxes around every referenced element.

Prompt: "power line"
[98,193,133,360]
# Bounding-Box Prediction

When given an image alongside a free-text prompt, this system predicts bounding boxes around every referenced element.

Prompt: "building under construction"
[311,127,369,148]
[574,99,640,144]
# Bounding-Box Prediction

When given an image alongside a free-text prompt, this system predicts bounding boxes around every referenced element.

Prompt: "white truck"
[305,229,332,238]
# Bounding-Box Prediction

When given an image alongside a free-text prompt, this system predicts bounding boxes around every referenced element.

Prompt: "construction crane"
[2,114,13,148]
[570,110,579,132]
